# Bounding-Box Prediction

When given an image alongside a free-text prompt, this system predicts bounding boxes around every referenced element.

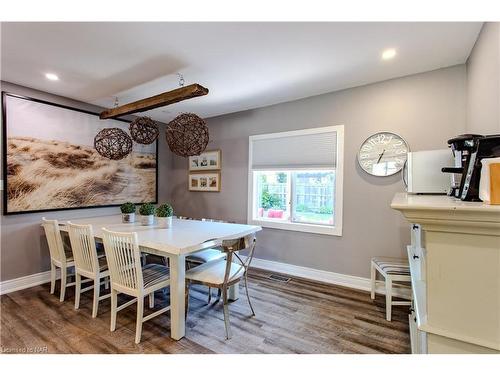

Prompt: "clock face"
[357,132,409,176]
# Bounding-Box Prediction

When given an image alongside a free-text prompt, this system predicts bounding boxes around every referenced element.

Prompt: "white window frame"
[247,125,344,236]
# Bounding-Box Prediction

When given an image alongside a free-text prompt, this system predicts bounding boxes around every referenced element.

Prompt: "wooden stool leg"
[149,292,154,308]
[110,289,118,332]
[92,279,100,318]
[370,262,376,300]
[385,277,392,321]
[50,263,56,294]
[135,297,144,344]
[60,267,67,302]
[75,273,81,310]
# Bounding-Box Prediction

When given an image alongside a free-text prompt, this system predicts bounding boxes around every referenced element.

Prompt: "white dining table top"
[59,215,262,256]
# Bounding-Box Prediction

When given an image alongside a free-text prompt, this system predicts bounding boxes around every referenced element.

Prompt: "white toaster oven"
[405,149,454,194]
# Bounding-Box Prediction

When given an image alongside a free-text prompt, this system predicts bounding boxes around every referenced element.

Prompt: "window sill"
[248,218,342,236]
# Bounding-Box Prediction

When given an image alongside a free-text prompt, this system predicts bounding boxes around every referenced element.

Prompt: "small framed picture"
[189,149,221,171]
[188,172,221,192]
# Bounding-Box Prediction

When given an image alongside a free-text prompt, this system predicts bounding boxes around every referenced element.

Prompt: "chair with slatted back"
[102,228,171,344]
[42,218,80,302]
[67,222,111,318]
[185,233,257,339]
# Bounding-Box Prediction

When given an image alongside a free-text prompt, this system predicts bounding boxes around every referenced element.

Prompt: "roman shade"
[250,128,338,170]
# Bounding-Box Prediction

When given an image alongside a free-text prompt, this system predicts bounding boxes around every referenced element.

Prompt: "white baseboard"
[247,257,411,299]
[0,269,60,295]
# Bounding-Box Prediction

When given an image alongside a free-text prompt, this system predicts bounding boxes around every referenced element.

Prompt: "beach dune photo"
[3,94,157,213]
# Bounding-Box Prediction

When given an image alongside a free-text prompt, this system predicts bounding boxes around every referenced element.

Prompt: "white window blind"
[250,128,337,170]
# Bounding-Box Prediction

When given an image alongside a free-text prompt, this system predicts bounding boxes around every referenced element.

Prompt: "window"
[248,126,344,236]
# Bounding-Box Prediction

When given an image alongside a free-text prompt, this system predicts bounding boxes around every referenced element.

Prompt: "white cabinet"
[407,224,428,354]
[392,193,500,354]
[409,300,428,354]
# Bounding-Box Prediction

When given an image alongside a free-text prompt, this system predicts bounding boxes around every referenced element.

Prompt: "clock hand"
[377,149,386,164]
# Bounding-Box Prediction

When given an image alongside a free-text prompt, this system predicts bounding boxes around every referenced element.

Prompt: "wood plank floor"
[0,269,410,354]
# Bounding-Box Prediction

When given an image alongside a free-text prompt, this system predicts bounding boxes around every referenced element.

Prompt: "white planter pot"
[122,213,135,223]
[140,214,154,226]
[157,216,172,229]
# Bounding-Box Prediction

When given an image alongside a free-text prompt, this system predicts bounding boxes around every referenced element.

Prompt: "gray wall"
[0,81,173,282]
[466,22,500,134]
[170,66,467,278]
[0,65,470,282]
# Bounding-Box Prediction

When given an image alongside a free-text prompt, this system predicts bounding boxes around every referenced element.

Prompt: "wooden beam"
[99,84,209,119]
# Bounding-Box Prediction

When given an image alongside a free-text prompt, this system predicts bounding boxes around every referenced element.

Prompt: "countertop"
[390,193,500,213]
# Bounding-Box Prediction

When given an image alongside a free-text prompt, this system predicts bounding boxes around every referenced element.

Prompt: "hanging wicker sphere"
[166,113,209,157]
[129,116,159,145]
[94,128,133,160]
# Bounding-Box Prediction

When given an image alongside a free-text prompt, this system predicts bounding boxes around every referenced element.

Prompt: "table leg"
[228,282,240,301]
[169,254,186,340]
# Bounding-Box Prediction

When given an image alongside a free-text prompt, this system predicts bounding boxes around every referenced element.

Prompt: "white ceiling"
[1,22,482,122]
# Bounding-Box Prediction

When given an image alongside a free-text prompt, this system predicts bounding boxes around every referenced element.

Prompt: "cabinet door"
[410,224,422,248]
[409,312,418,353]
[409,224,426,282]
[409,303,428,354]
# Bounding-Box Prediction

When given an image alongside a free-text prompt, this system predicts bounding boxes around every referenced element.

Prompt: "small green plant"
[139,203,155,216]
[156,203,174,217]
[120,202,136,214]
[261,190,283,210]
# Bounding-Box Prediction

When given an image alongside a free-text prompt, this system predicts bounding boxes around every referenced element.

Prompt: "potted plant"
[139,203,155,226]
[156,203,174,228]
[120,202,136,223]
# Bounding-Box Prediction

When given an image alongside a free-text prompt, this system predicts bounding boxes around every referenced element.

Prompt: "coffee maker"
[442,134,500,201]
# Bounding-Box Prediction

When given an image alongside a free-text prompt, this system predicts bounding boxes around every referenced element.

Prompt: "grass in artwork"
[6,137,156,212]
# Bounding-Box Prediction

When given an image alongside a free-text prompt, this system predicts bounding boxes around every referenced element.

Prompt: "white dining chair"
[67,222,111,318]
[41,218,88,302]
[102,228,171,344]
[185,217,227,303]
[185,233,257,339]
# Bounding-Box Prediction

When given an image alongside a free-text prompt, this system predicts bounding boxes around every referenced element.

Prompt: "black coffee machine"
[442,134,500,201]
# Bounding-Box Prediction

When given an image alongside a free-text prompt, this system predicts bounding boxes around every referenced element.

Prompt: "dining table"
[58,214,262,340]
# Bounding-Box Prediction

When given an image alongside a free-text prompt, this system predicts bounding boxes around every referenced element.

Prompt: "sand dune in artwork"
[6,137,156,212]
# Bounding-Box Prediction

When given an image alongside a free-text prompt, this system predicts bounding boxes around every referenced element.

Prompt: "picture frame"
[188,149,221,171]
[2,92,158,215]
[188,171,221,192]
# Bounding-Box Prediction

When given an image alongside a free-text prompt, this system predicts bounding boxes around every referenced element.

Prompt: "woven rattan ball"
[129,116,159,145]
[94,128,133,160]
[166,113,209,157]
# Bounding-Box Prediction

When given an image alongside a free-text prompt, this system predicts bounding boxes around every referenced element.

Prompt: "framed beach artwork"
[189,149,221,171]
[188,172,221,192]
[2,92,158,215]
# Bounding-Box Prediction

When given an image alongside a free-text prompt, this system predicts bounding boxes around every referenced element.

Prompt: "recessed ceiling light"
[382,48,397,60]
[45,73,59,81]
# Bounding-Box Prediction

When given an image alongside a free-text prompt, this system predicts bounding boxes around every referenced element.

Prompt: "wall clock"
[357,132,409,176]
